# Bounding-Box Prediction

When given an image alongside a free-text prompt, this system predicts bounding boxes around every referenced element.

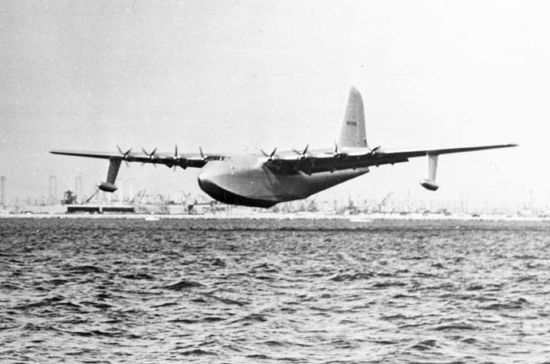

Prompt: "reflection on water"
[1,218,550,363]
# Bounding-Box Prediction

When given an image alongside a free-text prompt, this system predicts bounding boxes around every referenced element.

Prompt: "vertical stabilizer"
[337,87,368,148]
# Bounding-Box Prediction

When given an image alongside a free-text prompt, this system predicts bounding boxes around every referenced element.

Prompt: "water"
[1,217,550,363]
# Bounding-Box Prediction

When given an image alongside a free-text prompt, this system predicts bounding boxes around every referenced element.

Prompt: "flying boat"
[51,88,517,208]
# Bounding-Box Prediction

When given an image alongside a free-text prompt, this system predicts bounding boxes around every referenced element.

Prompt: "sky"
[1,0,548,206]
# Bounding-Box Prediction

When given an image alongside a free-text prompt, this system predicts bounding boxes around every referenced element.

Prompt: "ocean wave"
[1,217,550,363]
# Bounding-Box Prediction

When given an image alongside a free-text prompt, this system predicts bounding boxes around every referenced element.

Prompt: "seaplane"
[51,87,517,208]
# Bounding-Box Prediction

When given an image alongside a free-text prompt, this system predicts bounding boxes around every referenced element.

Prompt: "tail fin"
[337,87,367,148]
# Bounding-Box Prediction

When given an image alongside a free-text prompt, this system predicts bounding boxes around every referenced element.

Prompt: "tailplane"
[337,87,368,148]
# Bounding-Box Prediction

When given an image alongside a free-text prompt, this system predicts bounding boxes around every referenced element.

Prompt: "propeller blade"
[170,145,180,170]
[117,145,132,158]
[260,147,277,161]
[141,147,158,167]
[142,147,157,158]
[199,147,205,159]
[332,142,347,158]
[293,145,309,158]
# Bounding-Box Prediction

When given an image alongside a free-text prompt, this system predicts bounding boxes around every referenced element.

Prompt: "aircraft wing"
[50,148,225,169]
[266,143,517,175]
[371,143,518,160]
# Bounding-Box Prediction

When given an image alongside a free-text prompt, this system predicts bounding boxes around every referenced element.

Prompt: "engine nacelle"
[420,179,439,191]
[98,182,117,193]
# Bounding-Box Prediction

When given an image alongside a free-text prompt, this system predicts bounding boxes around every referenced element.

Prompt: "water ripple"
[1,217,550,363]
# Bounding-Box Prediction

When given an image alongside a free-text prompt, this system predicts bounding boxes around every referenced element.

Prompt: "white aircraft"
[51,87,516,208]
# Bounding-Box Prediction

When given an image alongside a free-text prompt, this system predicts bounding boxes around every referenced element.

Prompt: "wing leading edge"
[50,149,225,169]
[264,143,518,175]
[50,147,227,193]
[376,143,518,159]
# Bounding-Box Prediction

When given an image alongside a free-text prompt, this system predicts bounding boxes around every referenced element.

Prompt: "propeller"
[292,144,310,160]
[141,147,158,159]
[199,146,205,160]
[117,145,132,159]
[332,142,346,158]
[261,147,278,161]
[370,145,382,155]
[117,145,132,166]
[293,144,314,174]
[171,145,180,170]
[169,145,191,170]
[141,147,158,167]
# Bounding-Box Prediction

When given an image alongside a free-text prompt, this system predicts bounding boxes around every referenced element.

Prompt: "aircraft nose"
[197,166,226,198]
[197,171,216,193]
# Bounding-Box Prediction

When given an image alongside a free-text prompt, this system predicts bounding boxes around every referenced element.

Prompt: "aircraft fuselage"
[197,154,369,207]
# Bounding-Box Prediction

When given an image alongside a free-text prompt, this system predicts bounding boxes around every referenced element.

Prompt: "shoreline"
[1,211,549,222]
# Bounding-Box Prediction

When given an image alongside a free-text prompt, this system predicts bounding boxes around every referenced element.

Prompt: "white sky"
[1,0,548,205]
